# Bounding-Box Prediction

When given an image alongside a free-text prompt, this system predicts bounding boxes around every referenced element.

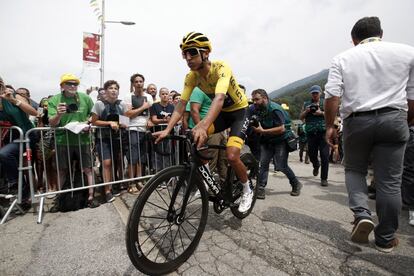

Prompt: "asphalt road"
[1,154,413,275]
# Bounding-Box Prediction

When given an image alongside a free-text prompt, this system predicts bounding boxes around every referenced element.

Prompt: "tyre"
[228,153,259,219]
[126,165,209,275]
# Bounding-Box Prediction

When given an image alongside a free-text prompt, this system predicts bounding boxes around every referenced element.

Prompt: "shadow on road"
[260,206,414,276]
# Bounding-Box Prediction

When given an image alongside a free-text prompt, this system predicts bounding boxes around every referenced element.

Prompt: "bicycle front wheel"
[126,165,208,275]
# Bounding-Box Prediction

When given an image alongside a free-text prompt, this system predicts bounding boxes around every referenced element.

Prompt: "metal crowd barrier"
[0,126,27,224]
[24,123,182,224]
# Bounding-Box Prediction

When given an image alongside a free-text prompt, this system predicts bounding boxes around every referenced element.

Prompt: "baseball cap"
[309,85,322,94]
[60,73,80,85]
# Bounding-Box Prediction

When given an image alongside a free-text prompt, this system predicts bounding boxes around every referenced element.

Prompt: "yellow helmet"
[60,73,80,85]
[281,103,289,110]
[180,32,212,52]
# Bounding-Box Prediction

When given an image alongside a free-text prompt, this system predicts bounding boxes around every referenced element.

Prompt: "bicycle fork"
[170,163,223,222]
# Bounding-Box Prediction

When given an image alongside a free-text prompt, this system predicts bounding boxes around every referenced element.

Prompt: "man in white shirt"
[325,16,414,253]
[124,73,153,193]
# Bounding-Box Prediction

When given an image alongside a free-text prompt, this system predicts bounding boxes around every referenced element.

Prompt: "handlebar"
[147,130,226,160]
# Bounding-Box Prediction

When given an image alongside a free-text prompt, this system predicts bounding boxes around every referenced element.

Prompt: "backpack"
[99,100,124,139]
[131,95,149,116]
[56,166,88,212]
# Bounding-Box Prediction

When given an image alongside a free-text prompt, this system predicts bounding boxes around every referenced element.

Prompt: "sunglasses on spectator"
[64,82,79,87]
[182,48,204,59]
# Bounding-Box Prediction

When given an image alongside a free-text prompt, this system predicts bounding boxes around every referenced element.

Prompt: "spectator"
[187,87,228,183]
[146,83,157,102]
[150,87,174,170]
[297,123,309,163]
[91,80,128,202]
[0,77,37,205]
[16,87,39,110]
[300,85,330,186]
[169,90,178,105]
[48,73,98,207]
[36,97,58,196]
[124,73,153,193]
[85,86,101,104]
[246,102,261,161]
[402,126,414,226]
[251,89,302,200]
[172,93,181,106]
[329,117,343,163]
[325,16,414,252]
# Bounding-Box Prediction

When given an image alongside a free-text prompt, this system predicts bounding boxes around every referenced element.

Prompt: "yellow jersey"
[181,60,248,112]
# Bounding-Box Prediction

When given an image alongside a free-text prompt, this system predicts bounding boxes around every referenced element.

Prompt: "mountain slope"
[269,69,329,99]
[269,69,329,119]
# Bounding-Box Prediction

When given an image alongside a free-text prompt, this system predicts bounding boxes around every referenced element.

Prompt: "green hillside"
[270,70,328,120]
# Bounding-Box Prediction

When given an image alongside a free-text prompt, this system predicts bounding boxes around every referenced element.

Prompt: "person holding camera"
[300,85,329,186]
[251,89,302,200]
[48,73,96,207]
[0,77,37,202]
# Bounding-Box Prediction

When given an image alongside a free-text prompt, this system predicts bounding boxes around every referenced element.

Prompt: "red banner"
[83,32,100,64]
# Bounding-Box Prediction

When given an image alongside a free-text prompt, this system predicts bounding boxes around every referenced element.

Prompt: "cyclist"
[154,32,252,212]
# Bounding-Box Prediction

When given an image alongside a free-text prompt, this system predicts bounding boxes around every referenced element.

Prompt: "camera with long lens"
[249,114,260,127]
[309,103,319,114]
[66,103,79,113]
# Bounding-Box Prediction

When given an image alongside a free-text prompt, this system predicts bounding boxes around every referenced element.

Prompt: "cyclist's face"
[182,48,205,70]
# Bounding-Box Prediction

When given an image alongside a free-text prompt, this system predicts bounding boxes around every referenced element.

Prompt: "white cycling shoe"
[238,190,253,213]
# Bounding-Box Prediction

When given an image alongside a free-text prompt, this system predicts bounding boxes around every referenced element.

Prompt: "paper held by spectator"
[64,121,90,134]
[119,115,130,126]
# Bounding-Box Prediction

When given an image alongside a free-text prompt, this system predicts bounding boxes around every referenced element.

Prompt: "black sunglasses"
[182,48,204,59]
[65,82,79,87]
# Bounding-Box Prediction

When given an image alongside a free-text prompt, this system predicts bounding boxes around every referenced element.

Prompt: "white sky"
[1,0,414,102]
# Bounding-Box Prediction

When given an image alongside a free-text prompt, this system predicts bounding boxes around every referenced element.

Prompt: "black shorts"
[207,107,249,149]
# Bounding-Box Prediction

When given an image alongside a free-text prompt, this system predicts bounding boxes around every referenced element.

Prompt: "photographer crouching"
[250,89,302,200]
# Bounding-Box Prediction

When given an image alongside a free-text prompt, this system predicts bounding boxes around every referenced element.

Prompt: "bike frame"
[165,137,227,221]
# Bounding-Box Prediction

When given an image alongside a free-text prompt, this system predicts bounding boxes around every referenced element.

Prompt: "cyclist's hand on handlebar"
[192,125,208,149]
[153,129,169,144]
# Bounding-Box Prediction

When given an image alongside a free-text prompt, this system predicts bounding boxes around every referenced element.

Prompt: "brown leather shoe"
[375,237,399,253]
[351,218,374,243]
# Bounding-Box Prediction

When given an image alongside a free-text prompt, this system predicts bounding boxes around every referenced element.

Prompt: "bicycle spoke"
[183,219,198,231]
[165,178,174,200]
[140,219,169,247]
[177,225,185,253]
[148,222,173,260]
[165,225,180,261]
[187,196,201,206]
[186,217,202,220]
[185,205,202,220]
[138,223,170,234]
[180,223,192,240]
[154,224,178,263]
[140,215,167,219]
[145,200,169,212]
[127,164,208,272]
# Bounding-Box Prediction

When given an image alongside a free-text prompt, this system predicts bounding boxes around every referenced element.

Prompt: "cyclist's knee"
[226,148,240,164]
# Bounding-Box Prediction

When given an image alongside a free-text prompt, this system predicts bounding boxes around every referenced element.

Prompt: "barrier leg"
[0,198,18,224]
[37,196,45,224]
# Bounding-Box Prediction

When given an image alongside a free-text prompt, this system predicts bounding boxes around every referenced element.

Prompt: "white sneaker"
[238,190,253,213]
[409,210,414,226]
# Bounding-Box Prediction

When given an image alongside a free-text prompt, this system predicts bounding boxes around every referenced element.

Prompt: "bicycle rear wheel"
[126,165,208,275]
[228,152,259,219]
